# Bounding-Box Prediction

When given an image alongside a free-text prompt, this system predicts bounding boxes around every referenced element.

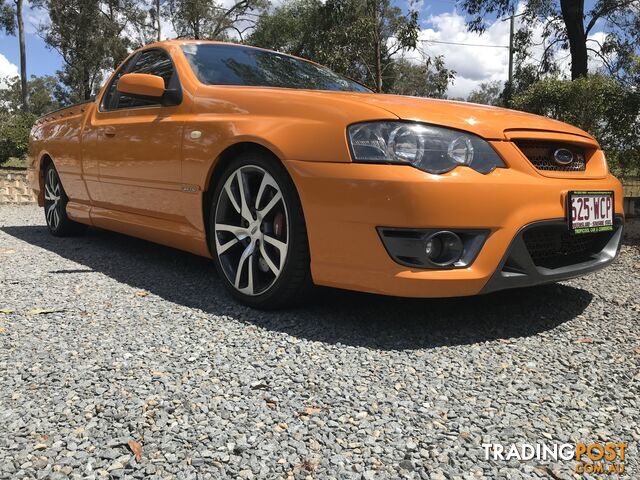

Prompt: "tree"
[512,75,640,177]
[250,0,421,92]
[360,0,420,92]
[166,0,267,41]
[34,0,142,103]
[467,80,503,105]
[0,74,61,166]
[0,75,61,115]
[390,57,454,98]
[0,0,28,111]
[131,0,167,45]
[151,0,162,41]
[0,111,36,165]
[459,0,640,80]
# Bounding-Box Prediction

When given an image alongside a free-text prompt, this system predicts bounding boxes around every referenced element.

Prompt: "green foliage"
[467,80,504,106]
[0,0,16,34]
[512,75,640,177]
[166,0,268,41]
[459,0,639,83]
[0,111,36,165]
[0,74,62,166]
[0,75,61,116]
[33,0,143,103]
[249,0,423,92]
[389,57,454,98]
[250,0,324,63]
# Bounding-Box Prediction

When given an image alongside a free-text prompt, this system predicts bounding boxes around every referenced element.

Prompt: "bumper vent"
[515,141,586,172]
[523,225,612,269]
[481,218,623,295]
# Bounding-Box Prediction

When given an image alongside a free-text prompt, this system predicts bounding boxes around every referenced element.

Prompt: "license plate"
[568,191,614,234]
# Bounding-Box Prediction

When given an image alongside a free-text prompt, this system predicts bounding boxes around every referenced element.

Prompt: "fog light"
[425,231,464,266]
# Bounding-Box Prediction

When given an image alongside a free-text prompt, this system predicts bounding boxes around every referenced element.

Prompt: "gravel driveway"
[1,205,638,480]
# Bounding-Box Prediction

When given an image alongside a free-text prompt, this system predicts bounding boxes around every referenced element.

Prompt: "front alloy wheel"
[210,152,311,309]
[215,165,288,296]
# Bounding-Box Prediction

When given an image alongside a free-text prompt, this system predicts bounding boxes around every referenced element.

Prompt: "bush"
[0,112,36,166]
[512,75,640,177]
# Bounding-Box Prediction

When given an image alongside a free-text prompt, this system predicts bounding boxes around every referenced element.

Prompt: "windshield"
[181,43,371,93]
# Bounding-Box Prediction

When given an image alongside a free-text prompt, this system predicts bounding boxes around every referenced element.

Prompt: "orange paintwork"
[117,73,166,98]
[28,40,624,297]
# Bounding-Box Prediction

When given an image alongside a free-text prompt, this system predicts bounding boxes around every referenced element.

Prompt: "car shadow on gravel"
[2,225,594,350]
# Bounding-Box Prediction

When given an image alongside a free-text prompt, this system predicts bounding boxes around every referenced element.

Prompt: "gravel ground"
[0,204,638,480]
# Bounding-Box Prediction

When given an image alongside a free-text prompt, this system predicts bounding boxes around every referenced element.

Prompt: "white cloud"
[416,10,512,98]
[24,1,49,35]
[0,53,19,89]
[413,6,613,98]
[159,17,177,40]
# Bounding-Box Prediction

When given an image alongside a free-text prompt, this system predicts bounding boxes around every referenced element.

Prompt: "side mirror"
[117,73,165,100]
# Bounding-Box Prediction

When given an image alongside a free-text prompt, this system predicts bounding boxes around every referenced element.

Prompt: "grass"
[2,157,30,168]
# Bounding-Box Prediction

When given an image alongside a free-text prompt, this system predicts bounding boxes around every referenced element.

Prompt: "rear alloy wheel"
[210,153,311,309]
[43,163,87,237]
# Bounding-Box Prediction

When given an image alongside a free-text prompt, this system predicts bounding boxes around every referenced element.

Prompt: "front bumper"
[481,217,624,294]
[286,159,625,298]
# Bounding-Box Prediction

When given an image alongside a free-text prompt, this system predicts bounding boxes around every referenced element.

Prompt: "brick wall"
[0,168,37,204]
[625,198,640,217]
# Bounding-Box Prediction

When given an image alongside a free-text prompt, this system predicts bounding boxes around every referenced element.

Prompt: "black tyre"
[43,163,88,237]
[209,150,312,309]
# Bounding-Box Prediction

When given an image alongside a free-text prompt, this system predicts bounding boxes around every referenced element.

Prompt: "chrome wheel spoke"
[45,184,56,201]
[216,236,240,254]
[259,242,281,275]
[258,191,282,217]
[263,234,287,262]
[235,242,255,294]
[53,208,60,229]
[224,181,241,214]
[236,170,254,223]
[255,172,278,210]
[243,256,255,295]
[215,223,249,240]
[46,203,56,225]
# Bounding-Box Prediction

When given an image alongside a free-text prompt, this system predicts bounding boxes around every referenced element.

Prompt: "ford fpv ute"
[28,40,625,308]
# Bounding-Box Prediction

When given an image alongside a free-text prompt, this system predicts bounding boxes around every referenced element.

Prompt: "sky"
[0,0,606,97]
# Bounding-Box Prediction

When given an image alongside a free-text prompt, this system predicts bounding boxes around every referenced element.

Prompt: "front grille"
[523,225,612,269]
[515,141,586,172]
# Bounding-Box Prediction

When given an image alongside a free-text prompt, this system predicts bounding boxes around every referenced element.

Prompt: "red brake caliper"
[273,212,285,238]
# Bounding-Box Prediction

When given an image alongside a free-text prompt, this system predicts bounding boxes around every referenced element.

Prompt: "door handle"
[103,127,116,138]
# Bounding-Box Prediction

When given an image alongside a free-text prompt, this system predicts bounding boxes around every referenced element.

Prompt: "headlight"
[347,122,505,174]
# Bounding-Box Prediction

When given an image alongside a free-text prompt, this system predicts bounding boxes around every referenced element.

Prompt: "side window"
[104,49,175,111]
[101,56,136,111]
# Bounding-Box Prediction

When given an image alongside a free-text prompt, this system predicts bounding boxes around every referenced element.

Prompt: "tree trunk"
[156,0,161,41]
[16,0,28,112]
[83,67,92,101]
[375,40,382,92]
[372,3,382,92]
[560,0,588,79]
